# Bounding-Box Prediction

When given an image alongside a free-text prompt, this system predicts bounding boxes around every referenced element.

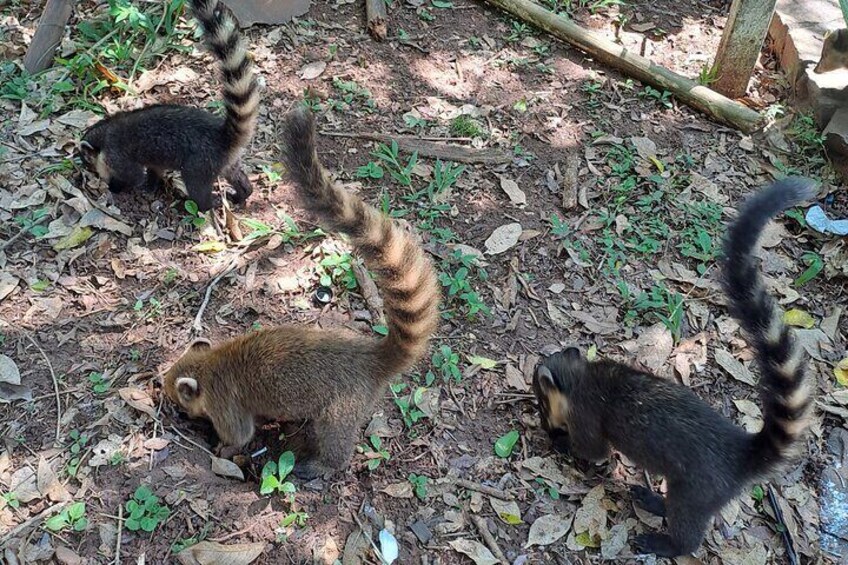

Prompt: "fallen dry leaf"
[620,323,673,374]
[118,387,156,418]
[175,540,264,565]
[499,177,527,206]
[449,539,497,565]
[490,497,522,525]
[714,349,756,386]
[600,523,629,559]
[504,363,529,392]
[299,60,327,80]
[784,308,816,329]
[484,223,522,255]
[0,354,31,403]
[525,513,572,547]
[37,457,70,502]
[210,455,245,481]
[381,481,414,498]
[79,209,132,236]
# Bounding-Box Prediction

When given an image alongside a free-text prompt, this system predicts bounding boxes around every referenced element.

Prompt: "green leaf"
[68,502,85,520]
[494,430,520,458]
[751,484,765,502]
[432,0,453,6]
[73,517,88,531]
[468,355,497,369]
[184,200,199,215]
[794,252,823,286]
[135,485,153,500]
[277,451,296,479]
[126,500,139,513]
[372,324,389,336]
[280,482,296,494]
[140,517,158,532]
[125,517,140,531]
[193,240,226,254]
[370,435,382,450]
[260,475,280,495]
[45,513,68,531]
[499,512,523,525]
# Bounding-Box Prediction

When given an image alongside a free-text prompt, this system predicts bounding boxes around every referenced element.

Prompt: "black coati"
[163,107,441,479]
[533,178,815,557]
[815,28,848,74]
[79,0,259,212]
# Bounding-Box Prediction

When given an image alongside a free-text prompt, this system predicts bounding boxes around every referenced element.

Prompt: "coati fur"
[79,0,259,212]
[815,28,848,74]
[163,107,441,479]
[533,177,815,558]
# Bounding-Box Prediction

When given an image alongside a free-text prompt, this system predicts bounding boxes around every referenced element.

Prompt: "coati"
[79,0,259,212]
[815,28,848,74]
[533,177,815,558]
[163,106,441,479]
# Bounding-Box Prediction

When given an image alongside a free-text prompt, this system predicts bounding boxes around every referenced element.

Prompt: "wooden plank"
[23,0,74,73]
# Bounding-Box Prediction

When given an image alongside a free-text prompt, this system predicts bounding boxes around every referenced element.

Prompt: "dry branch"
[366,0,388,40]
[320,130,512,164]
[483,0,764,133]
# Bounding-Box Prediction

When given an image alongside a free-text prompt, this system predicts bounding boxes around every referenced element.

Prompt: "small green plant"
[133,296,163,320]
[697,64,719,86]
[361,435,390,470]
[795,251,824,286]
[390,382,427,427]
[372,141,417,187]
[449,115,484,138]
[302,90,323,112]
[403,113,430,130]
[261,163,284,183]
[408,473,429,500]
[494,430,520,458]
[356,161,384,179]
[171,523,211,554]
[2,491,20,509]
[109,451,126,466]
[506,20,529,42]
[183,200,206,228]
[632,284,684,342]
[639,86,673,109]
[260,451,297,498]
[319,252,358,290]
[66,429,89,477]
[88,371,109,394]
[425,345,462,385]
[438,251,490,320]
[534,477,560,500]
[330,77,374,112]
[45,502,88,532]
[280,509,309,528]
[13,208,50,238]
[125,485,170,532]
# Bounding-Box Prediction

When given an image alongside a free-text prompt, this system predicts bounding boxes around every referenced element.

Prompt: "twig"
[348,502,389,565]
[0,502,64,546]
[454,478,514,501]
[318,130,512,165]
[470,514,507,564]
[1,214,49,251]
[113,504,123,565]
[352,261,384,324]
[768,486,799,565]
[192,256,239,333]
[168,425,214,456]
[24,332,61,442]
[210,522,258,542]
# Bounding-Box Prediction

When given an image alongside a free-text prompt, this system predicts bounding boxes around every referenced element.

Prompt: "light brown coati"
[79,0,259,212]
[533,177,815,557]
[163,106,441,479]
[815,28,848,73]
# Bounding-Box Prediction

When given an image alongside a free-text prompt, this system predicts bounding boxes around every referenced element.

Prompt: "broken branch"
[365,0,388,41]
[320,130,513,164]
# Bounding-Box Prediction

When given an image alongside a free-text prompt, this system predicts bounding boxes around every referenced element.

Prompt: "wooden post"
[23,0,74,74]
[483,0,764,133]
[365,0,388,41]
[712,0,778,99]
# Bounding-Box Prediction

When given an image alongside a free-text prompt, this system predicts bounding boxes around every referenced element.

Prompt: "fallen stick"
[483,0,764,133]
[470,514,507,564]
[24,332,62,442]
[365,0,388,40]
[320,130,513,165]
[454,478,515,501]
[24,0,74,73]
[0,502,65,546]
[352,261,385,325]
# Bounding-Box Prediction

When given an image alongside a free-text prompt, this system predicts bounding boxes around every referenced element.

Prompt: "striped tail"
[721,177,815,476]
[188,0,260,158]
[281,106,441,376]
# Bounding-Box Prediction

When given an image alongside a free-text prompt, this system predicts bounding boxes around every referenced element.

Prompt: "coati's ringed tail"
[280,106,441,375]
[722,177,815,472]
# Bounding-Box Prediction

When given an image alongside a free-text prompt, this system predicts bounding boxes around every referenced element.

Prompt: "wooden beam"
[712,0,778,98]
[365,0,388,41]
[483,0,764,133]
[24,0,74,74]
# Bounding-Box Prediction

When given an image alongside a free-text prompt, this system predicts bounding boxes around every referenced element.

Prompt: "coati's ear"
[562,346,582,361]
[176,377,200,403]
[188,338,212,351]
[79,140,96,157]
[535,365,557,394]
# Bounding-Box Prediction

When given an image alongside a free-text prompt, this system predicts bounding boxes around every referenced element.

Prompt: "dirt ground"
[1,0,847,563]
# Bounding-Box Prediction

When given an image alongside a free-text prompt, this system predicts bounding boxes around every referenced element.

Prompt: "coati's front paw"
[632,533,680,558]
[630,485,667,517]
[215,443,242,460]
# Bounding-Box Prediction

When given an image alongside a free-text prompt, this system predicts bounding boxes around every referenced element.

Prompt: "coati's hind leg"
[630,485,667,517]
[292,417,358,480]
[145,167,166,192]
[222,161,253,205]
[182,168,218,212]
[633,487,711,557]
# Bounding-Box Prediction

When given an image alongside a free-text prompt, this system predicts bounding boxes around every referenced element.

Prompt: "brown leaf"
[144,438,170,451]
[381,482,414,498]
[484,223,522,255]
[175,540,265,565]
[210,456,245,481]
[505,363,529,392]
[620,323,673,373]
[118,387,156,418]
[714,349,756,386]
[37,457,70,502]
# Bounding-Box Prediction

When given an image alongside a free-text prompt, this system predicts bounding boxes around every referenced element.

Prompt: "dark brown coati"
[533,177,815,557]
[815,28,848,73]
[163,107,441,479]
[79,0,259,212]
